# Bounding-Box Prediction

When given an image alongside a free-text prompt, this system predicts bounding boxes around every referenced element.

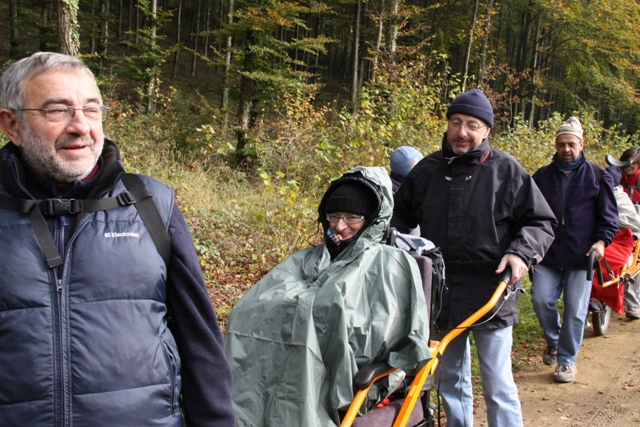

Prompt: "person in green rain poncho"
[224,166,432,426]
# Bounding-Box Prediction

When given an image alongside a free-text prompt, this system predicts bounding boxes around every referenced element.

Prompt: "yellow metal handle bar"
[340,270,512,427]
[391,272,511,427]
[598,240,640,288]
[339,367,400,427]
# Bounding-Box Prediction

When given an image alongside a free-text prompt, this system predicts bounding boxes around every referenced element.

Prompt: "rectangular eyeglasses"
[326,214,365,224]
[16,105,110,123]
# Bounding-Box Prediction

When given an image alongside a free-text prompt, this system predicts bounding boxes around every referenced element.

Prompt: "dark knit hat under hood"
[324,181,376,217]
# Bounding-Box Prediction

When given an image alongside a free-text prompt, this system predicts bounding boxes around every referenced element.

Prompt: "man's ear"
[482,125,491,140]
[0,109,22,146]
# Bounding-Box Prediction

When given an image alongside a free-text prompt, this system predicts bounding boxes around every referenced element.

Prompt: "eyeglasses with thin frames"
[448,119,486,132]
[16,105,110,123]
[326,214,365,224]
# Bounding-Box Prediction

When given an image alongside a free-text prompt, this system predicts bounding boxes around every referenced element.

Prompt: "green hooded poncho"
[224,166,431,426]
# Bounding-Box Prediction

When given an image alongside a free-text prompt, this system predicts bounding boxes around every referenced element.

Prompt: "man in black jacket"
[392,89,556,427]
[0,52,234,426]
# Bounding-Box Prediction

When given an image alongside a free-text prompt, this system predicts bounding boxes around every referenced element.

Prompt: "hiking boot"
[542,345,557,366]
[626,311,640,320]
[554,364,577,383]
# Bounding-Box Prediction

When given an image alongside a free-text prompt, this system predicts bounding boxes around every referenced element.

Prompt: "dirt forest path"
[473,313,640,426]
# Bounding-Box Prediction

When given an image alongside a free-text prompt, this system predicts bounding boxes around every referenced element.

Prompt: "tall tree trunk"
[117,0,123,39]
[221,0,234,136]
[90,0,97,54]
[146,0,157,113]
[58,0,80,56]
[204,0,211,58]
[478,0,494,86]
[9,0,20,58]
[128,0,134,40]
[371,0,385,82]
[387,0,398,63]
[349,0,362,110]
[359,1,369,83]
[190,0,201,77]
[135,0,140,44]
[235,31,255,162]
[528,15,542,127]
[99,0,109,70]
[462,0,479,91]
[40,0,51,51]
[172,0,182,78]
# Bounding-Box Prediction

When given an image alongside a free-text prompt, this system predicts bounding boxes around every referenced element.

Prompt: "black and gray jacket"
[392,135,556,330]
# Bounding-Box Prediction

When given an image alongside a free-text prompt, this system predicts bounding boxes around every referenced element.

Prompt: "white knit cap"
[556,116,583,141]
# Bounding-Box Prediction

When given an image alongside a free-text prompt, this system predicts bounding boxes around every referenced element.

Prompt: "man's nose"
[334,220,348,232]
[65,109,92,135]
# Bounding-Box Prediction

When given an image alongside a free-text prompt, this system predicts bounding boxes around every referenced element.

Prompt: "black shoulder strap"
[121,174,172,267]
[0,173,171,269]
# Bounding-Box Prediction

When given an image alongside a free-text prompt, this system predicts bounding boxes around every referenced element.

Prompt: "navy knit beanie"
[325,182,375,217]
[446,89,494,127]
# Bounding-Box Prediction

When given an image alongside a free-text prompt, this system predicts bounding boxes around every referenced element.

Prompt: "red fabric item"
[376,398,391,409]
[621,168,640,203]
[591,229,635,314]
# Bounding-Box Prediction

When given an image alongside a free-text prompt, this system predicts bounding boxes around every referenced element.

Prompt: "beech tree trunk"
[58,0,80,56]
[172,0,182,78]
[221,0,234,136]
[371,0,385,82]
[10,0,20,58]
[349,0,362,110]
[462,0,479,91]
[99,0,109,69]
[146,0,157,113]
[190,0,201,77]
[387,0,398,63]
[235,30,255,161]
[478,0,494,86]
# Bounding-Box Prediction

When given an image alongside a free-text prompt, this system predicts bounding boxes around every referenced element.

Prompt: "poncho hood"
[317,166,393,256]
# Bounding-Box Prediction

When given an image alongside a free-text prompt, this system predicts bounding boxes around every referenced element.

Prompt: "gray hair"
[0,52,100,112]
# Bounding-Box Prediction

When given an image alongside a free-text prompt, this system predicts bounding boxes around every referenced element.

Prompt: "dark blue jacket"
[533,154,618,269]
[0,141,235,427]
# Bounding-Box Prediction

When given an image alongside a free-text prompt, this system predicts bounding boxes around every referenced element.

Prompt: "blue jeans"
[531,264,591,365]
[433,327,523,427]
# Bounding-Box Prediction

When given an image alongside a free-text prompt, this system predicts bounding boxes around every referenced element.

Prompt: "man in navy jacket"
[532,116,618,383]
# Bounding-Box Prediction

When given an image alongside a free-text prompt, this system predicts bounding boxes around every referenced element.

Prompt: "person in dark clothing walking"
[0,52,235,426]
[392,89,556,427]
[531,116,618,383]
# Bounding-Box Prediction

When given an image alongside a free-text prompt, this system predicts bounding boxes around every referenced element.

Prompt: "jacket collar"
[0,138,125,199]
[441,133,491,166]
[550,151,586,172]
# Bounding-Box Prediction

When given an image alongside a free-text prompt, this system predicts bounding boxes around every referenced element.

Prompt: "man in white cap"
[532,116,618,383]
